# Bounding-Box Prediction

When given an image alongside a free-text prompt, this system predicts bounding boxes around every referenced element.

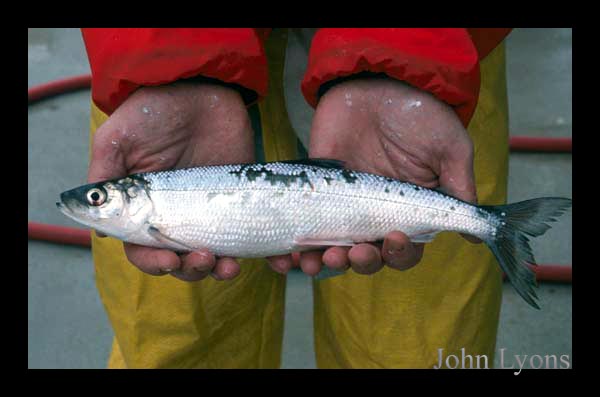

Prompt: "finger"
[382,231,425,271]
[169,249,216,282]
[210,257,241,281]
[124,243,181,276]
[267,254,294,275]
[348,244,383,275]
[299,251,323,276]
[182,249,216,272]
[169,268,209,282]
[88,121,128,183]
[322,246,351,270]
[439,140,482,244]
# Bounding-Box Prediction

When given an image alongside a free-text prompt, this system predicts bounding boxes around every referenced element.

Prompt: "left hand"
[267,77,479,277]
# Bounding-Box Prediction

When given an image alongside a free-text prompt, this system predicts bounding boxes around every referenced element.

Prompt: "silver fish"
[57,159,571,309]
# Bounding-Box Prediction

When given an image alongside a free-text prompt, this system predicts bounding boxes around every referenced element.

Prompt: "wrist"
[317,72,391,102]
[181,74,258,106]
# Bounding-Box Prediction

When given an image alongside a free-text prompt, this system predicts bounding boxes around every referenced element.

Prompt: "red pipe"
[531,264,572,283]
[502,264,572,283]
[28,76,573,283]
[28,74,92,103]
[509,136,572,153]
[28,222,91,247]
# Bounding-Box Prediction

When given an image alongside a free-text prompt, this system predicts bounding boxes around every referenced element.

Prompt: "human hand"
[88,82,254,282]
[268,78,479,277]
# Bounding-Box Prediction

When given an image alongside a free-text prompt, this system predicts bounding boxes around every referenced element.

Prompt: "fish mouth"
[56,200,78,221]
[56,200,69,213]
[56,191,75,212]
[56,196,83,222]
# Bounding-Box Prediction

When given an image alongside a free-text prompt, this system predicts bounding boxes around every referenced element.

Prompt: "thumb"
[439,142,481,244]
[87,121,128,184]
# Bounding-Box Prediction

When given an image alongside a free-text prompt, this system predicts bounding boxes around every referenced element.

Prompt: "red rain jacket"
[81,28,511,127]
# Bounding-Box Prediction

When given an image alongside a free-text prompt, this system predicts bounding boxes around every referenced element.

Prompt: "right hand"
[88,81,255,282]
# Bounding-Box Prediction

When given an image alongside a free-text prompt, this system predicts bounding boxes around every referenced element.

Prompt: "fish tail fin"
[482,197,572,309]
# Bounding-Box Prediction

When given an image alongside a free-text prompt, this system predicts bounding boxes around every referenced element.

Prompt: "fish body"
[57,159,571,309]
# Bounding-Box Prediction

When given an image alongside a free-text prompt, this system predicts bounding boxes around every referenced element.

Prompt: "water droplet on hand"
[344,93,353,106]
[402,100,422,110]
[209,95,219,108]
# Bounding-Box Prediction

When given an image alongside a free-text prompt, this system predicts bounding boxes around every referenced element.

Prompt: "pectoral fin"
[147,225,195,252]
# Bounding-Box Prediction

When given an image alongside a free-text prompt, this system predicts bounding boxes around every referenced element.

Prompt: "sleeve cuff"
[82,28,269,114]
[301,28,481,127]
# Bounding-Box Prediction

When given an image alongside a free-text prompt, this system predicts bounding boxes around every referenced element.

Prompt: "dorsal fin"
[279,158,346,169]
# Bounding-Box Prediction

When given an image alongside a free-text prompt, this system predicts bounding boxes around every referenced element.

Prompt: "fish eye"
[86,188,106,206]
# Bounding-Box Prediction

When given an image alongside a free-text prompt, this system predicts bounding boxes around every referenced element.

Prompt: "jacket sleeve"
[301,28,481,127]
[81,28,269,115]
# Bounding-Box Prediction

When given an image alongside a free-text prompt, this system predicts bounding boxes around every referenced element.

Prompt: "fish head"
[56,176,154,240]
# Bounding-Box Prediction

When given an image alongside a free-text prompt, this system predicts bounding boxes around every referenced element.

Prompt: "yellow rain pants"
[90,29,508,368]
